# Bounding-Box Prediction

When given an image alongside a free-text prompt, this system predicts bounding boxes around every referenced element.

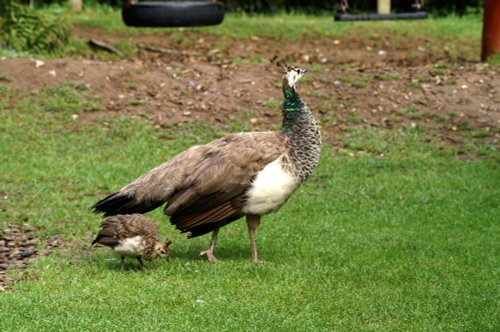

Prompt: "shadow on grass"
[85,241,263,271]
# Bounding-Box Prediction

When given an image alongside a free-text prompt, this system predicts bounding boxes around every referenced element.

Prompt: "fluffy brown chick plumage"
[92,214,171,270]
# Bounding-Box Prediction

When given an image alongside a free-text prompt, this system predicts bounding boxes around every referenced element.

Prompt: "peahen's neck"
[281,86,307,130]
[280,86,321,181]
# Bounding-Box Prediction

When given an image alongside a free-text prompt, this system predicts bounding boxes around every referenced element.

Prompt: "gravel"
[0,224,63,290]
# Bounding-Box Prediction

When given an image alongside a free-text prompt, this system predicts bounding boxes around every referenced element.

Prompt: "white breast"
[242,158,298,216]
[114,236,144,257]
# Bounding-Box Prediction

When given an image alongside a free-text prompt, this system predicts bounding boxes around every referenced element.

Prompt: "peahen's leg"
[247,215,262,263]
[200,228,219,262]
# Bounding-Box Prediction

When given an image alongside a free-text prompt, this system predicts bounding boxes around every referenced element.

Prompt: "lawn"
[66,6,482,41]
[0,79,498,331]
[0,8,499,331]
[28,5,483,62]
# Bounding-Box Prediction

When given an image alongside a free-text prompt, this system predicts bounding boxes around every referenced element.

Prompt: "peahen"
[92,66,321,263]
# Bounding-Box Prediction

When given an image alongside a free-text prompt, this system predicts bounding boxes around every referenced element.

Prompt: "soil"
[0,27,498,288]
[1,27,498,149]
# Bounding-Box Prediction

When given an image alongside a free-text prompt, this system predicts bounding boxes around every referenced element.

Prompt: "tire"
[122,2,225,27]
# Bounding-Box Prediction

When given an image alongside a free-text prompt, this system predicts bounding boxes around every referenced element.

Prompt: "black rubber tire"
[335,12,428,22]
[122,2,225,27]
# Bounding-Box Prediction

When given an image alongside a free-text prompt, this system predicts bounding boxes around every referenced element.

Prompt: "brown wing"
[92,142,228,217]
[166,131,286,237]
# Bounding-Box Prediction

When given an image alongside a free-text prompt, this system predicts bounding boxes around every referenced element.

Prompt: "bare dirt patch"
[0,27,498,150]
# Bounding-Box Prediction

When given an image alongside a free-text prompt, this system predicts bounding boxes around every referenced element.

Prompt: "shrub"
[0,2,71,54]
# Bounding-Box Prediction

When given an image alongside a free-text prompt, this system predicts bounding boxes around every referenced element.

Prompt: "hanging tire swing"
[122,1,225,27]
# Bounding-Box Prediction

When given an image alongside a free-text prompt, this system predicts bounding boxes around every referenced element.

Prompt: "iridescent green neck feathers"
[283,87,305,113]
[278,66,322,181]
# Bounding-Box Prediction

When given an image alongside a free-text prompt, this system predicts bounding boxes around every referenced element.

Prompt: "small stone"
[21,248,37,258]
[10,261,25,269]
[25,239,39,246]
[22,224,37,232]
[17,235,28,242]
[9,248,20,257]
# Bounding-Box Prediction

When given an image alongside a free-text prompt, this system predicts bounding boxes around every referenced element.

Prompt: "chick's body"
[92,214,170,270]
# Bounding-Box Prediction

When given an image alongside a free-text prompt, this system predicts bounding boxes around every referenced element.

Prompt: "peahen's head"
[283,66,307,93]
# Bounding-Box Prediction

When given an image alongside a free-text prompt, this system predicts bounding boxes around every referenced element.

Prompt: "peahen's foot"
[252,257,266,264]
[200,229,218,262]
[200,250,217,262]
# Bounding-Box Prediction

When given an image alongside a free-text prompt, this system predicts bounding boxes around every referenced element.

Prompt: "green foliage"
[0,2,71,54]
[0,0,12,14]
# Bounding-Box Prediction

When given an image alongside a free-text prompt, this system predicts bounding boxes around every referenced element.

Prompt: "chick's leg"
[120,256,126,271]
[137,256,145,270]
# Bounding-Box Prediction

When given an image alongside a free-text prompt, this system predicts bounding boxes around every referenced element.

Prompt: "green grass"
[487,54,500,65]
[36,82,102,113]
[64,7,482,42]
[0,6,482,61]
[0,80,498,330]
[375,72,401,81]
